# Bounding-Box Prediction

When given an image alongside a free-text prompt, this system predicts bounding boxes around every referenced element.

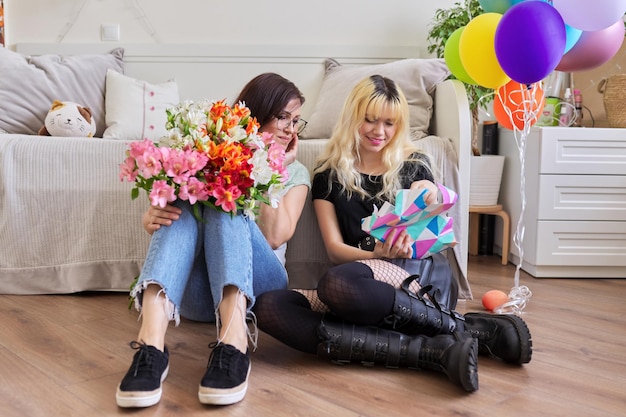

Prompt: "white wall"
[3,0,457,55]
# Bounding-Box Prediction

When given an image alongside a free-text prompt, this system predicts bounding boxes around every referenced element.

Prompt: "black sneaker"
[198,343,250,405]
[116,341,170,408]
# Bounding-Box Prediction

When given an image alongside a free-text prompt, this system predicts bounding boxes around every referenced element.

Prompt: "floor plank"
[0,255,625,416]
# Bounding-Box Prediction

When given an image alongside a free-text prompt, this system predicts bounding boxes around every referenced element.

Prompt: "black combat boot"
[316,316,479,392]
[463,312,532,365]
[384,276,532,365]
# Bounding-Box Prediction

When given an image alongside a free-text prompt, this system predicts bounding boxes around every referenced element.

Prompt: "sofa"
[0,44,473,300]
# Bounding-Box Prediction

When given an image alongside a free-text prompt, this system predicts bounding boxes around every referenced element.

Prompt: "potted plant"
[427,0,493,156]
[427,0,505,207]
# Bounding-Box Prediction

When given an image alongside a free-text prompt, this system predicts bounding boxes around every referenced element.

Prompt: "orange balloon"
[494,80,545,130]
[482,289,509,311]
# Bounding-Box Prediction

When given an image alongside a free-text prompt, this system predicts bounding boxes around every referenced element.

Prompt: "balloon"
[556,20,625,72]
[564,24,583,54]
[459,13,510,89]
[444,27,477,85]
[494,80,545,130]
[495,1,566,84]
[478,0,524,14]
[553,0,626,32]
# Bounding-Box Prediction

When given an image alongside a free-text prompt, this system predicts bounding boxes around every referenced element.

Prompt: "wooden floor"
[1,255,625,417]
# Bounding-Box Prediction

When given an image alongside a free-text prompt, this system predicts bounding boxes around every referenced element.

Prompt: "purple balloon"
[556,20,625,72]
[495,1,566,84]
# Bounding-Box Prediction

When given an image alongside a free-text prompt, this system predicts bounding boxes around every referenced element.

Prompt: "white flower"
[249,149,274,185]
[266,183,284,208]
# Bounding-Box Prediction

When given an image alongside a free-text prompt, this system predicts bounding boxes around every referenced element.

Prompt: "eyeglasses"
[275,114,307,134]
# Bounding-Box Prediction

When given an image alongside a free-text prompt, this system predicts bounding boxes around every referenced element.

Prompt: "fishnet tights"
[295,259,420,311]
[254,260,422,354]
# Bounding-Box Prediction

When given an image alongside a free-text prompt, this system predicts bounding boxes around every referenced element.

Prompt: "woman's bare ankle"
[217,287,249,353]
[219,328,248,353]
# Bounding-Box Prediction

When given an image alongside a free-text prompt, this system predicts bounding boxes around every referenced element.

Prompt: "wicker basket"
[598,74,626,128]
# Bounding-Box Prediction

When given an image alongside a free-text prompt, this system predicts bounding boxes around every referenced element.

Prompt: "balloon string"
[494,285,533,314]
[495,83,542,314]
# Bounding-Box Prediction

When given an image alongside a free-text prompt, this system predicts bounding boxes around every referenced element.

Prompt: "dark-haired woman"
[116,73,310,408]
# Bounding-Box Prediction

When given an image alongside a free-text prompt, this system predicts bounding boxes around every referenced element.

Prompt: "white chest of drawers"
[498,126,626,278]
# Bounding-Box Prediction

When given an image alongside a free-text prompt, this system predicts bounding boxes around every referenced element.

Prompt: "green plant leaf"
[128,274,139,310]
[427,0,494,152]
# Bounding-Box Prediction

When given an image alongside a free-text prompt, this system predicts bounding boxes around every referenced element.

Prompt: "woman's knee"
[317,262,373,301]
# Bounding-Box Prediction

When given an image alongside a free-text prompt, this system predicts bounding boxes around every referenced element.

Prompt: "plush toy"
[38,100,97,137]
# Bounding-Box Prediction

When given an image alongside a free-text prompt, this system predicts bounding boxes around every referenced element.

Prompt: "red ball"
[482,289,509,311]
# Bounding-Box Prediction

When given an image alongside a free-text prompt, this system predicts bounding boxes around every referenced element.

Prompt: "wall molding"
[15,43,422,64]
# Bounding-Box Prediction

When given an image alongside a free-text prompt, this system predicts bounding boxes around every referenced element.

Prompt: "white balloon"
[553,0,626,31]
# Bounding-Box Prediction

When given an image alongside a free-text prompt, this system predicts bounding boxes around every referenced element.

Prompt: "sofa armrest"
[431,79,472,280]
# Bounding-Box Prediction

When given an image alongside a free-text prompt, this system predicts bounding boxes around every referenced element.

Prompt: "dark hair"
[369,74,403,105]
[233,73,305,127]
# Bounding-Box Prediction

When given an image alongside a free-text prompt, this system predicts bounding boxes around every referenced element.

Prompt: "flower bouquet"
[119,99,288,219]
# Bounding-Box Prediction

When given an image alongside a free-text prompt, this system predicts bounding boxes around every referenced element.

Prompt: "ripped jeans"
[131,200,288,324]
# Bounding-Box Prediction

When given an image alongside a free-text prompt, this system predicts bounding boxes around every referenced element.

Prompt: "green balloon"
[444,27,477,85]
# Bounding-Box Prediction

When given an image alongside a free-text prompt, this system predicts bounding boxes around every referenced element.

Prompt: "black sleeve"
[312,169,333,201]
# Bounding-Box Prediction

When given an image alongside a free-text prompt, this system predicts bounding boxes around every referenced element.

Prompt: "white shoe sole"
[116,365,169,408]
[198,363,250,405]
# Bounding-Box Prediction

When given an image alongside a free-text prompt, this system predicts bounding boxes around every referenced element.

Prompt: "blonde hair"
[314,75,432,203]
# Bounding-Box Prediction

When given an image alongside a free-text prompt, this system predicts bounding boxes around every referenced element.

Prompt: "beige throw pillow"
[301,58,450,140]
[103,70,180,141]
[0,47,124,137]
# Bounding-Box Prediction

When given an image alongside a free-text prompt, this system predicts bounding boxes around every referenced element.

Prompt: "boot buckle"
[453,310,465,321]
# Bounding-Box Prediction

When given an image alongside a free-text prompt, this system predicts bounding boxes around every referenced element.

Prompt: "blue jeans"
[131,201,288,324]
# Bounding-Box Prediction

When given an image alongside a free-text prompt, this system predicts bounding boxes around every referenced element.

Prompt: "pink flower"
[179,177,209,204]
[267,143,288,179]
[184,149,208,176]
[128,139,155,159]
[162,148,191,184]
[260,131,274,147]
[119,156,137,182]
[213,185,242,213]
[136,146,163,178]
[149,180,176,208]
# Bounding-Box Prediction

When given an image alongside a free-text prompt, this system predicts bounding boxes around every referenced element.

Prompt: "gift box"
[361,183,457,259]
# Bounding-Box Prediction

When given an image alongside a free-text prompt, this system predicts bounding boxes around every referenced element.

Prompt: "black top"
[311,153,433,247]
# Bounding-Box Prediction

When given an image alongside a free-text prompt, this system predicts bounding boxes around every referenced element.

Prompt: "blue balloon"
[564,24,583,54]
[495,1,567,84]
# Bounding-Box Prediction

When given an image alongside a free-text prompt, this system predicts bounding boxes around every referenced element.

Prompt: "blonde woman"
[255,75,531,393]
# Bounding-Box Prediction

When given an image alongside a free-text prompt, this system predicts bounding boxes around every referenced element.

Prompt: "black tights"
[254,262,396,354]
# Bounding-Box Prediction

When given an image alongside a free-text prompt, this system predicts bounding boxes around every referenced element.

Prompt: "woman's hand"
[282,134,298,167]
[142,204,182,235]
[372,228,413,259]
[410,179,439,205]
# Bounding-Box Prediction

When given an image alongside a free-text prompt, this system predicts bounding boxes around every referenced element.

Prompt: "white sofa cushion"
[301,58,450,140]
[103,70,180,141]
[0,47,124,137]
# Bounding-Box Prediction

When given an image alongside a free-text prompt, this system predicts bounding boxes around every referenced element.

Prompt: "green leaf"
[128,274,139,310]
[426,0,493,151]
